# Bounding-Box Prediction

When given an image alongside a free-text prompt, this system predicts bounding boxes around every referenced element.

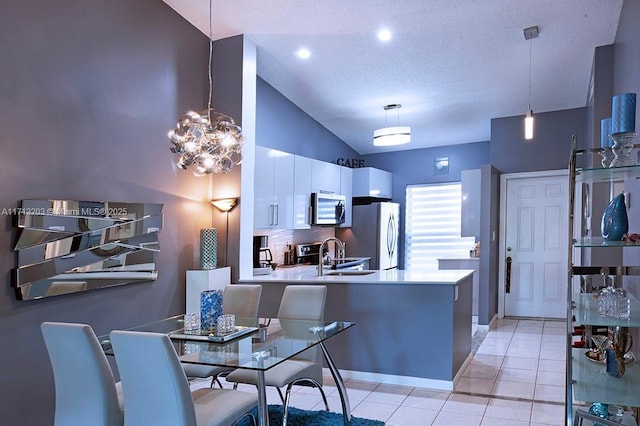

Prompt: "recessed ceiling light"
[377,29,392,42]
[296,48,311,59]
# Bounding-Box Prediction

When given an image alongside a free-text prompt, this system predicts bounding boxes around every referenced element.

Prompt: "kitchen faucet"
[318,237,345,277]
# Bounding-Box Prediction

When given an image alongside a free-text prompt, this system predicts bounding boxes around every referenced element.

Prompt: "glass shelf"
[573,293,640,328]
[573,237,640,248]
[572,348,640,407]
[575,163,640,184]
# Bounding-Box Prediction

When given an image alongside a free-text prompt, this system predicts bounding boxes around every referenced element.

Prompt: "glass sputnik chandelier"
[168,0,244,175]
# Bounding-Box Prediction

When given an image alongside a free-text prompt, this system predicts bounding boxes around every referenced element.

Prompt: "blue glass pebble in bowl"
[601,193,628,241]
[200,289,224,333]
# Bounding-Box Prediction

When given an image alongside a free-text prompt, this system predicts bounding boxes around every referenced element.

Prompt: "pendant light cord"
[207,0,213,121]
[528,38,532,110]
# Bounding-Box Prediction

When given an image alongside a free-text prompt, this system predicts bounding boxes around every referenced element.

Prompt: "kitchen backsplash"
[254,228,335,267]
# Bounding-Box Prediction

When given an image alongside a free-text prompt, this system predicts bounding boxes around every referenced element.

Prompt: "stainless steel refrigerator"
[336,202,399,270]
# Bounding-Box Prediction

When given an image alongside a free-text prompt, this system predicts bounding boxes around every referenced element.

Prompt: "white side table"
[185,267,231,313]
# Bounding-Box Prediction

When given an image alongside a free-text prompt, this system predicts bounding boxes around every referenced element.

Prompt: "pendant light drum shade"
[373,126,411,146]
[373,104,411,146]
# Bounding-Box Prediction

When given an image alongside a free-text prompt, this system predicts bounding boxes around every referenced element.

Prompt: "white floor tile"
[534,384,565,403]
[386,405,439,426]
[506,344,541,359]
[496,367,537,384]
[491,379,535,400]
[537,358,565,373]
[462,363,501,380]
[530,402,565,425]
[502,356,539,371]
[403,388,450,410]
[454,376,495,394]
[350,400,398,423]
[536,370,566,387]
[472,354,505,367]
[481,416,529,426]
[364,383,411,405]
[442,393,489,416]
[484,398,532,421]
[432,409,483,426]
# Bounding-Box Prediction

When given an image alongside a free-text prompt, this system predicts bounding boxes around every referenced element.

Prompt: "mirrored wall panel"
[13,200,163,300]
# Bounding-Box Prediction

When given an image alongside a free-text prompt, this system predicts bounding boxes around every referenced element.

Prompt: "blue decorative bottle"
[601,193,628,241]
[200,289,223,333]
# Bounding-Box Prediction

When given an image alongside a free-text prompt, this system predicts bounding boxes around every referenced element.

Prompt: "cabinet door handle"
[505,256,512,294]
[273,204,279,226]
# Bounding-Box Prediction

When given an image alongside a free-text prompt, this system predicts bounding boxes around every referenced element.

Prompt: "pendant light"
[523,26,538,141]
[373,104,411,146]
[167,0,244,175]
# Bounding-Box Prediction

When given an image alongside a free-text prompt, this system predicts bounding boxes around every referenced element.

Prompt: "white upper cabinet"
[460,169,481,238]
[339,166,353,227]
[352,167,392,199]
[254,146,294,229]
[311,159,341,194]
[293,155,312,229]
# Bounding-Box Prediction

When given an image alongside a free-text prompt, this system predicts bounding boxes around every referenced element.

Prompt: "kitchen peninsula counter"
[240,267,474,390]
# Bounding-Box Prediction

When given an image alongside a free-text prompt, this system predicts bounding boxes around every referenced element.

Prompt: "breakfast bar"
[241,268,474,390]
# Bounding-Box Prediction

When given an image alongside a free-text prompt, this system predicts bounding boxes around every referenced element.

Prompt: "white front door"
[500,171,569,319]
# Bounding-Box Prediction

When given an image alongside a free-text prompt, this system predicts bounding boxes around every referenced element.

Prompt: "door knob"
[507,246,512,252]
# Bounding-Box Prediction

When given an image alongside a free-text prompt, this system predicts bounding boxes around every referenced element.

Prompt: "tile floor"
[191,318,571,425]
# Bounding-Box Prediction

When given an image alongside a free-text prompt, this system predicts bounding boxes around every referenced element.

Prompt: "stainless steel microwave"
[311,193,346,225]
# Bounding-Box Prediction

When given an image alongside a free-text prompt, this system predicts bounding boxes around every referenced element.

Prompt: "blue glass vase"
[200,289,223,332]
[601,193,628,241]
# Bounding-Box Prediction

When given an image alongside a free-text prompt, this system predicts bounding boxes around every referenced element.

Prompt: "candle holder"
[609,132,636,167]
[599,147,614,168]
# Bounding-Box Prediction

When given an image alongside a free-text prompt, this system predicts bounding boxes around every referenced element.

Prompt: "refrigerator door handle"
[387,213,396,259]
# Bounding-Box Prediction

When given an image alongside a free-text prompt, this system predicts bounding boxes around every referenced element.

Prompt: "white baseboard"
[322,361,473,392]
[476,313,498,333]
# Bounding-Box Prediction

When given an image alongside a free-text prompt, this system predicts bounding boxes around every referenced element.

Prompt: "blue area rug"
[236,405,385,426]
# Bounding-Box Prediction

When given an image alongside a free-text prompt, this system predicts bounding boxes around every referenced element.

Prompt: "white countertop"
[242,265,474,285]
[437,256,480,261]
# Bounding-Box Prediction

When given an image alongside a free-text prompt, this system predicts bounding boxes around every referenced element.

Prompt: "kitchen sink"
[325,270,375,276]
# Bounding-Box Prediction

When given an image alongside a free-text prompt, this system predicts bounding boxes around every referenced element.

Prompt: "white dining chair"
[225,285,329,426]
[110,329,257,426]
[41,322,124,426]
[183,284,262,388]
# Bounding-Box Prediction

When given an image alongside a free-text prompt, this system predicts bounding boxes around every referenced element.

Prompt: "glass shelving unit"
[566,136,640,426]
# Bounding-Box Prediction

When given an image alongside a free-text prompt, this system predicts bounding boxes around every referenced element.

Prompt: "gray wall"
[361,141,491,269]
[256,77,360,162]
[490,107,588,174]
[0,1,212,423]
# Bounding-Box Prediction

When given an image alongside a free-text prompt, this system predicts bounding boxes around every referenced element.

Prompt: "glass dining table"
[98,315,355,426]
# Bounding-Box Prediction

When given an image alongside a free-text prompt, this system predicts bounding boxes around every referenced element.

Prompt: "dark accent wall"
[0,1,211,423]
[361,141,490,269]
[256,77,360,162]
[490,107,588,174]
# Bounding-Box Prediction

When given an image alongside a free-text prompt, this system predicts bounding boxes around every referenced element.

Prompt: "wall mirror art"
[12,199,163,300]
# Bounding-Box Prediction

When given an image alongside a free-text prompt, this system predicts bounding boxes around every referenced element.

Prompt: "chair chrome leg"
[276,387,285,404]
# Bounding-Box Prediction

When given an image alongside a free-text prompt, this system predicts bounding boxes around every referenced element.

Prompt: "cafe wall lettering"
[336,158,365,168]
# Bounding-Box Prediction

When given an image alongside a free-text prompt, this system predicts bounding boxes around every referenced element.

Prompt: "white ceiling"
[162,0,623,155]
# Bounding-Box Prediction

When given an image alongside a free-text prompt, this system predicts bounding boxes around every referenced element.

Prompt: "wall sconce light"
[210,197,238,213]
[210,197,238,266]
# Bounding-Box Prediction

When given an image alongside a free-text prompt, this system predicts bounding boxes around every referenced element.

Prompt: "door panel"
[504,174,568,318]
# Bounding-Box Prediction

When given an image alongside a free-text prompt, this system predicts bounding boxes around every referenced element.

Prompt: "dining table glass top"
[99,315,354,372]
